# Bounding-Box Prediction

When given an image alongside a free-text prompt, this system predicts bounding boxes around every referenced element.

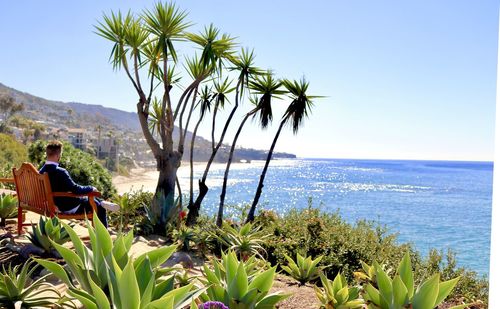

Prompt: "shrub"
[215,222,268,260]
[28,140,116,199]
[0,133,27,189]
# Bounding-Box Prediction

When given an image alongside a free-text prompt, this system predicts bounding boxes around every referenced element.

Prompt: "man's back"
[39,163,93,212]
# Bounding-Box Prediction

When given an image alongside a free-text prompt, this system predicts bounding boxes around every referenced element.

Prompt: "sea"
[174,158,493,276]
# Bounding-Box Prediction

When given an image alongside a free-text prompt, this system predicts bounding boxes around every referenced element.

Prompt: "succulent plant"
[0,259,68,308]
[27,216,71,253]
[0,193,17,227]
[36,215,205,308]
[200,250,289,309]
[314,272,364,308]
[361,252,466,309]
[215,222,268,260]
[281,252,327,285]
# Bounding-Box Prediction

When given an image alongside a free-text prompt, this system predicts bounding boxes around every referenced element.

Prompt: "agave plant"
[0,193,17,227]
[361,252,466,309]
[314,272,364,309]
[0,259,68,308]
[281,252,327,285]
[215,222,268,260]
[200,251,289,309]
[173,224,196,251]
[27,216,71,253]
[35,215,205,308]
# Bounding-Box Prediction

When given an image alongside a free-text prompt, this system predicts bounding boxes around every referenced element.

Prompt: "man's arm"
[60,169,95,194]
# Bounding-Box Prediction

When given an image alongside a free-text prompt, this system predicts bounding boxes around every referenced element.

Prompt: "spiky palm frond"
[94,10,134,70]
[186,23,237,72]
[148,97,163,137]
[198,85,215,119]
[229,48,265,96]
[248,73,285,129]
[281,78,321,134]
[142,2,191,63]
[184,54,213,81]
[213,76,236,110]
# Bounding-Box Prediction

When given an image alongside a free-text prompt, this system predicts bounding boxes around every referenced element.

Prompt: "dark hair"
[46,140,63,157]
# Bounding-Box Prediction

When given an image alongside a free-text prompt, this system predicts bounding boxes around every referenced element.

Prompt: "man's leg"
[75,197,108,228]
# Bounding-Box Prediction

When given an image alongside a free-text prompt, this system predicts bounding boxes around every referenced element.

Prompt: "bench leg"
[17,207,23,235]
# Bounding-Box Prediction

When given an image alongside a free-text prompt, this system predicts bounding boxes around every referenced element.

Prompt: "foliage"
[281,252,327,285]
[314,272,364,309]
[27,216,71,254]
[0,133,27,181]
[359,252,465,309]
[215,222,268,260]
[173,224,196,251]
[254,203,488,303]
[108,188,153,231]
[0,259,68,308]
[0,193,17,226]
[28,140,116,199]
[200,251,289,309]
[35,216,205,308]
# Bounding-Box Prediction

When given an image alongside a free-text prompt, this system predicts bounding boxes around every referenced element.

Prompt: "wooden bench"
[12,163,101,234]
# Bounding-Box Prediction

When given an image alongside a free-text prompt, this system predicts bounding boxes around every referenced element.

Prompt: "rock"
[162,251,194,269]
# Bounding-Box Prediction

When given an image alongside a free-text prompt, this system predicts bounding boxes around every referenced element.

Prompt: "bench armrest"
[52,191,102,198]
[0,178,14,184]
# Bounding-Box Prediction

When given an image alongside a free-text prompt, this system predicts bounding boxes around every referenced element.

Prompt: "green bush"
[0,133,27,184]
[255,204,488,304]
[28,140,116,199]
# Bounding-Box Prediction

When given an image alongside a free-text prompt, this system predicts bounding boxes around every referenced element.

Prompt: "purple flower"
[198,301,229,309]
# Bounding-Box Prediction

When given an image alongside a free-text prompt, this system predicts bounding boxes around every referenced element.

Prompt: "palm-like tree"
[186,48,262,225]
[95,3,235,228]
[216,73,284,227]
[246,78,319,223]
[188,86,215,206]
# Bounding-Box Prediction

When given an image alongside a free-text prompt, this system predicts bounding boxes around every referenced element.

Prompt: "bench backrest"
[12,163,57,216]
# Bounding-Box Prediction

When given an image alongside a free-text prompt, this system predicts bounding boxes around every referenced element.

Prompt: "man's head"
[46,140,63,162]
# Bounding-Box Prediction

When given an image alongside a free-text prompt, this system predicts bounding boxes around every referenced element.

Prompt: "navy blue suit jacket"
[39,164,94,212]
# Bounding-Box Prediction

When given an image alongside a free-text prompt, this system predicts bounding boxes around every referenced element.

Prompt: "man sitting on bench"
[39,140,119,227]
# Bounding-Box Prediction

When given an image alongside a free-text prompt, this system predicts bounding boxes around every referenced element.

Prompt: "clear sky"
[0,0,498,161]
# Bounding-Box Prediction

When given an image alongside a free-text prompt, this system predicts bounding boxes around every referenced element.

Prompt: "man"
[39,140,118,227]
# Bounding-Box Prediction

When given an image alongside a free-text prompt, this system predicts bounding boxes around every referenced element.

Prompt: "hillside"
[0,83,295,162]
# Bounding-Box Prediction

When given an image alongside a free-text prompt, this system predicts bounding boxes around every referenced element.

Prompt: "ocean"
[174,158,493,276]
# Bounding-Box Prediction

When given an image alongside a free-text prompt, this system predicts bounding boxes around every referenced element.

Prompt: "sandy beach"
[112,161,262,195]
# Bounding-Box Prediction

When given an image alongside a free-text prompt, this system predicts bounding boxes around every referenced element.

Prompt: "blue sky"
[0,0,498,161]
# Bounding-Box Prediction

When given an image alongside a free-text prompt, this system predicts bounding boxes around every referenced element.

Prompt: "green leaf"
[392,275,408,307]
[412,274,439,309]
[134,245,176,269]
[228,263,248,300]
[34,259,73,287]
[434,277,460,306]
[364,283,380,304]
[248,266,276,293]
[119,260,141,309]
[397,252,414,299]
[254,292,290,309]
[67,288,98,309]
[89,276,111,309]
[375,265,392,304]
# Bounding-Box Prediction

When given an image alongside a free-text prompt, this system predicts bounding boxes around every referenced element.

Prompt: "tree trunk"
[217,113,251,227]
[189,116,203,206]
[246,119,286,223]
[187,85,241,226]
[152,151,182,228]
